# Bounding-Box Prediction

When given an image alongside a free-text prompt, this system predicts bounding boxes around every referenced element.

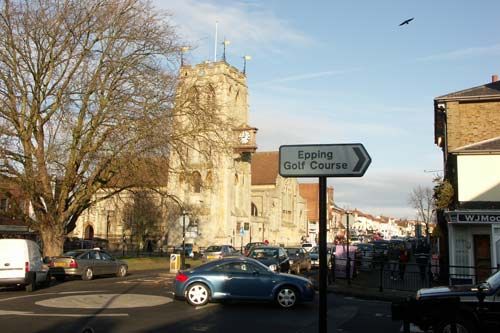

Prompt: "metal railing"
[331,256,499,292]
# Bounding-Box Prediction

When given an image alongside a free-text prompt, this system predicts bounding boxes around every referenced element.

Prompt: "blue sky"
[155,0,500,218]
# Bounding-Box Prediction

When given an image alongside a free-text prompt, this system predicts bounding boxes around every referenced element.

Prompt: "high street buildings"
[434,75,500,283]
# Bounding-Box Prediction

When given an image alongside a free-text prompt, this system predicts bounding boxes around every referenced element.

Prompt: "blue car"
[174,256,315,308]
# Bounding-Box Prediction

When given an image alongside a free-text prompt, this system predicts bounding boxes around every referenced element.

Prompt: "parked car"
[285,247,311,274]
[309,245,335,268]
[48,248,128,281]
[356,243,375,270]
[202,245,240,262]
[174,257,315,308]
[248,246,290,273]
[174,243,195,258]
[243,242,266,256]
[392,269,500,333]
[0,239,51,291]
[370,240,390,261]
[301,243,314,252]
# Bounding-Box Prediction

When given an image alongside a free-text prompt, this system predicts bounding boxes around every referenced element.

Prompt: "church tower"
[169,61,257,248]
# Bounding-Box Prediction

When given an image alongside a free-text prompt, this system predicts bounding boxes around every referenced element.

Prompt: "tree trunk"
[39,226,66,256]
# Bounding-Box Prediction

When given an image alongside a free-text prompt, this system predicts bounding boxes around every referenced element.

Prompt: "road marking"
[0,291,106,303]
[0,310,128,317]
[36,294,173,309]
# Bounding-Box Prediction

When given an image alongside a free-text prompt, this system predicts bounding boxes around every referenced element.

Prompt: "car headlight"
[289,260,294,264]
[269,264,278,272]
[415,290,421,300]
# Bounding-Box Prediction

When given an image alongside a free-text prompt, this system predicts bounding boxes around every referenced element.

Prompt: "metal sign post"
[279,143,371,333]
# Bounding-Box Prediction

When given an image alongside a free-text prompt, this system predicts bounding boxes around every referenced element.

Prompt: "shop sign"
[447,211,500,223]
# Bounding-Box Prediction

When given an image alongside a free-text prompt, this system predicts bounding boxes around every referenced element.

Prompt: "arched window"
[84,225,94,240]
[192,171,202,193]
[205,171,213,186]
[251,203,258,217]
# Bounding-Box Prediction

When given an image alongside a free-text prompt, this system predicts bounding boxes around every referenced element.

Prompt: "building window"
[251,203,258,217]
[0,198,7,212]
[192,171,202,193]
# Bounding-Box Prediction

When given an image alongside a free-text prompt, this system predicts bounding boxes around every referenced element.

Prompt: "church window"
[84,225,94,240]
[205,171,213,186]
[251,202,258,217]
[192,171,202,193]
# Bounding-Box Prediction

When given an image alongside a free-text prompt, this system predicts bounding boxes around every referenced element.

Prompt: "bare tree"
[122,190,161,254]
[409,186,435,241]
[0,0,229,255]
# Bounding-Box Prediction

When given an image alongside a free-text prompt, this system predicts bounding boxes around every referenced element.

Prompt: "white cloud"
[251,104,407,152]
[417,44,500,62]
[154,0,311,57]
[326,169,436,219]
[255,68,362,85]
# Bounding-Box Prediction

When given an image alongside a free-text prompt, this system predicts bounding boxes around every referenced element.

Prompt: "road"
[0,270,404,333]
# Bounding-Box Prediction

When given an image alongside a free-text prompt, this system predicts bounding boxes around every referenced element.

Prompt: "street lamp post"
[182,209,187,269]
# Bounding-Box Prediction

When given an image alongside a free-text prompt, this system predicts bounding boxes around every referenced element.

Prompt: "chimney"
[492,74,499,83]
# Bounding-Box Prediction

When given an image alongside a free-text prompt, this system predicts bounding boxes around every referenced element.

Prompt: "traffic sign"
[279,144,371,177]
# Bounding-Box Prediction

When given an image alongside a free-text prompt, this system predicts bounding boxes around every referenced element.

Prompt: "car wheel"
[42,272,52,287]
[82,267,94,281]
[186,283,210,306]
[276,286,298,308]
[435,318,476,333]
[55,275,65,282]
[116,265,127,278]
[25,273,36,292]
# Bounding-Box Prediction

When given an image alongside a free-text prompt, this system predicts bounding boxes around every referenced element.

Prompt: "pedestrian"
[387,244,400,281]
[398,245,409,280]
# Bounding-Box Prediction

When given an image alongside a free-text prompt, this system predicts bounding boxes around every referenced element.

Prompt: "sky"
[154,0,500,219]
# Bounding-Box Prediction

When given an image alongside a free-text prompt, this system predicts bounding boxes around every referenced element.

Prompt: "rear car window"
[250,248,278,259]
[63,250,86,258]
[206,246,222,252]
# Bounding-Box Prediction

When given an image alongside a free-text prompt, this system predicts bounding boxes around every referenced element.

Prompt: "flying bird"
[399,17,414,26]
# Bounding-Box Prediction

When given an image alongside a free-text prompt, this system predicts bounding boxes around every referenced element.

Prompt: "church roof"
[251,151,279,185]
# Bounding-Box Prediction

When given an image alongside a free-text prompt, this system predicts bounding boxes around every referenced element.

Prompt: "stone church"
[70,61,306,251]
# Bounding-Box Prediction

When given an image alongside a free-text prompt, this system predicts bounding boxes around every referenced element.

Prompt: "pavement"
[327,278,415,303]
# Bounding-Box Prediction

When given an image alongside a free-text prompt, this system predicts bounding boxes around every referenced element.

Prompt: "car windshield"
[302,243,312,248]
[205,246,222,252]
[485,270,500,290]
[286,248,301,255]
[250,248,278,259]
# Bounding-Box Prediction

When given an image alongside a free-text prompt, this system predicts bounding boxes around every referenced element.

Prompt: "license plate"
[207,256,217,260]
[54,262,67,267]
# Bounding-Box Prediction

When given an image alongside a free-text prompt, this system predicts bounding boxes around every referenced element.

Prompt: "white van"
[0,239,50,291]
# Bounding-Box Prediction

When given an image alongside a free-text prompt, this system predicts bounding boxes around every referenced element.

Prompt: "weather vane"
[222,39,230,62]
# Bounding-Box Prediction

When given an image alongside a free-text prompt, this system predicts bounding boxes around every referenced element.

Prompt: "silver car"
[202,245,240,262]
[49,249,128,281]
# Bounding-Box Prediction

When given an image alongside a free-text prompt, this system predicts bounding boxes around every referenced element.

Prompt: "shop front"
[446,211,500,284]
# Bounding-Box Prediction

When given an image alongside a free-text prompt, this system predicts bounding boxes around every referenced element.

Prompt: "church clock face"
[239,130,251,144]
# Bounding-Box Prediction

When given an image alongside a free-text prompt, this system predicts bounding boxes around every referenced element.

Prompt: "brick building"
[434,75,500,283]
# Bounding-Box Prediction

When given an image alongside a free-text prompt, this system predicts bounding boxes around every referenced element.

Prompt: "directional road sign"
[279,144,371,178]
